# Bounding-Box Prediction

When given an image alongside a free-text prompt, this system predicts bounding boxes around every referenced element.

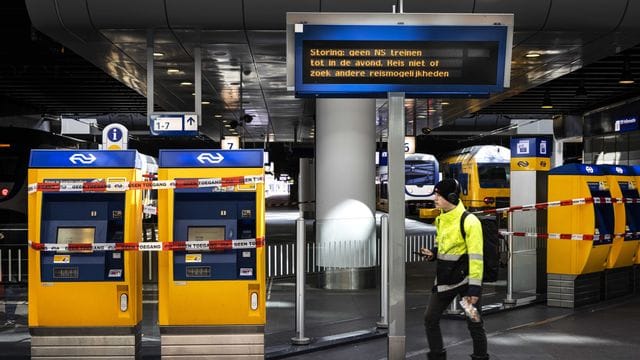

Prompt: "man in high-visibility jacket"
[419,179,488,360]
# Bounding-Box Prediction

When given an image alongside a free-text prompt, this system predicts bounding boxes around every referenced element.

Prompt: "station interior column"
[298,158,315,219]
[315,98,376,289]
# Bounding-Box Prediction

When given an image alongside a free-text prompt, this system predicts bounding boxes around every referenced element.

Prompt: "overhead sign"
[222,136,241,150]
[30,150,140,168]
[290,20,512,97]
[159,149,264,168]
[102,123,128,150]
[404,136,416,154]
[150,113,198,136]
[614,117,638,133]
[510,137,552,171]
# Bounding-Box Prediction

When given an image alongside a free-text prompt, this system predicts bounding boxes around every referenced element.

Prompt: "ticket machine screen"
[57,227,95,252]
[188,226,224,242]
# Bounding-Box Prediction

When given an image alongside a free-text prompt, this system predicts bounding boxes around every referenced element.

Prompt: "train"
[0,127,83,228]
[377,152,440,215]
[0,126,84,284]
[429,145,511,216]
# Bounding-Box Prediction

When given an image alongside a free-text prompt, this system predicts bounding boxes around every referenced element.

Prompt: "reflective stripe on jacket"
[433,201,483,295]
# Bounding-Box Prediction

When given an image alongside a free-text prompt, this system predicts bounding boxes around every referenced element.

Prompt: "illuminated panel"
[295,25,510,97]
[187,227,225,242]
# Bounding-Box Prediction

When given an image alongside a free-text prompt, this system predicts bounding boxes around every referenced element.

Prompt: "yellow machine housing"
[602,165,639,269]
[28,150,143,329]
[157,150,265,327]
[547,165,613,275]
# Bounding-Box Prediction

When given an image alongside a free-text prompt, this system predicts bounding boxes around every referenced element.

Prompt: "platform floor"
[2,206,639,359]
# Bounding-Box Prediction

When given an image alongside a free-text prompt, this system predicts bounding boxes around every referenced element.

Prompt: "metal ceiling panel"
[404,0,475,13]
[619,0,640,31]
[544,0,628,32]
[322,0,396,13]
[474,0,551,32]
[165,0,243,29]
[244,0,318,30]
[88,0,168,29]
[172,30,246,46]
[55,0,103,41]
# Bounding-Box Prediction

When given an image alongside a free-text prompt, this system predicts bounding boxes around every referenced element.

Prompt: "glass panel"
[477,163,510,188]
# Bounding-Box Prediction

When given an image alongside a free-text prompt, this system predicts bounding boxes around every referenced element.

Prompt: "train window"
[478,164,510,188]
[405,160,437,186]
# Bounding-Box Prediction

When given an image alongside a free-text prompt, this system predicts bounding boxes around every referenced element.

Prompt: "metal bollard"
[377,215,389,328]
[504,212,516,305]
[291,217,310,345]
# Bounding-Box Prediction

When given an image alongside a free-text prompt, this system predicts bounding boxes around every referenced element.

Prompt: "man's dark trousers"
[424,285,487,357]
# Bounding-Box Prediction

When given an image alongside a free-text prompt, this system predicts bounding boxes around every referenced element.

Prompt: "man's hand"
[419,247,434,261]
[467,296,479,305]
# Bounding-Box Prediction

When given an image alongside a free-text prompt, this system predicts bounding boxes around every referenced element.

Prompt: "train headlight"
[483,197,495,205]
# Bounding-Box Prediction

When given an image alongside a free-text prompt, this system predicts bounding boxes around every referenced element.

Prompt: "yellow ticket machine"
[601,165,639,298]
[157,149,265,358]
[633,165,640,293]
[547,164,614,307]
[28,150,143,358]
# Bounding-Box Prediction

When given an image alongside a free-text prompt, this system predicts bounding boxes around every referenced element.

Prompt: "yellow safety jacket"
[432,201,484,296]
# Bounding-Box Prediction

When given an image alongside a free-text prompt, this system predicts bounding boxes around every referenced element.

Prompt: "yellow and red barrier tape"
[473,196,640,215]
[27,175,264,194]
[29,237,265,252]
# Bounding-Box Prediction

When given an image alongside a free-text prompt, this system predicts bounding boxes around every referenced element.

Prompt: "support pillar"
[315,98,376,289]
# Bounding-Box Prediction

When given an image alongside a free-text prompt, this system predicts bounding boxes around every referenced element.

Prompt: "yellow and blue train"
[420,145,511,220]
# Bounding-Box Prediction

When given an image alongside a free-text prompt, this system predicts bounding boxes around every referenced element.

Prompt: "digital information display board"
[294,25,510,97]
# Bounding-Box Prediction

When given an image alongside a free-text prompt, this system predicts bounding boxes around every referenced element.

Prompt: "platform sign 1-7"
[149,113,198,136]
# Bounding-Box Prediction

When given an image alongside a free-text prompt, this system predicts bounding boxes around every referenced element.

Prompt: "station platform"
[2,277,640,359]
[2,206,639,359]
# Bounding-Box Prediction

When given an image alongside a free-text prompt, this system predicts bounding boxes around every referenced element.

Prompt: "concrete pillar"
[316,98,376,289]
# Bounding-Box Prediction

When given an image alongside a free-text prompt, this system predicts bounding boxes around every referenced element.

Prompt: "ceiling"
[3,0,640,145]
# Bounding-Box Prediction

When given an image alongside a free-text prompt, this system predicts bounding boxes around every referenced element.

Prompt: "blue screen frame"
[295,24,509,97]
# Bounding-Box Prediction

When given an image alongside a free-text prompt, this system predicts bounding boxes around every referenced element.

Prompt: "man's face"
[434,192,447,209]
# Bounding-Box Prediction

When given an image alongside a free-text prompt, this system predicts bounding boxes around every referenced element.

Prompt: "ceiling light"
[214,114,223,118]
[417,115,426,119]
[619,53,635,84]
[428,108,437,113]
[201,101,210,105]
[192,92,196,96]
[180,81,193,86]
[224,124,231,128]
[525,52,541,58]
[441,101,450,106]
[167,68,180,74]
[153,52,164,57]
[541,89,553,109]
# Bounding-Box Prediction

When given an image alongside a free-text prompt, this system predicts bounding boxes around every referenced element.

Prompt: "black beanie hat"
[432,178,460,204]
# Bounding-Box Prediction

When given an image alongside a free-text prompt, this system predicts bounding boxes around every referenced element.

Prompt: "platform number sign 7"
[225,141,234,149]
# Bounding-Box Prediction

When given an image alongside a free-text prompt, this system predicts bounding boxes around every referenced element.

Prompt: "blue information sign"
[107,127,123,142]
[30,150,140,168]
[295,25,510,97]
[159,150,264,168]
[510,138,552,158]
